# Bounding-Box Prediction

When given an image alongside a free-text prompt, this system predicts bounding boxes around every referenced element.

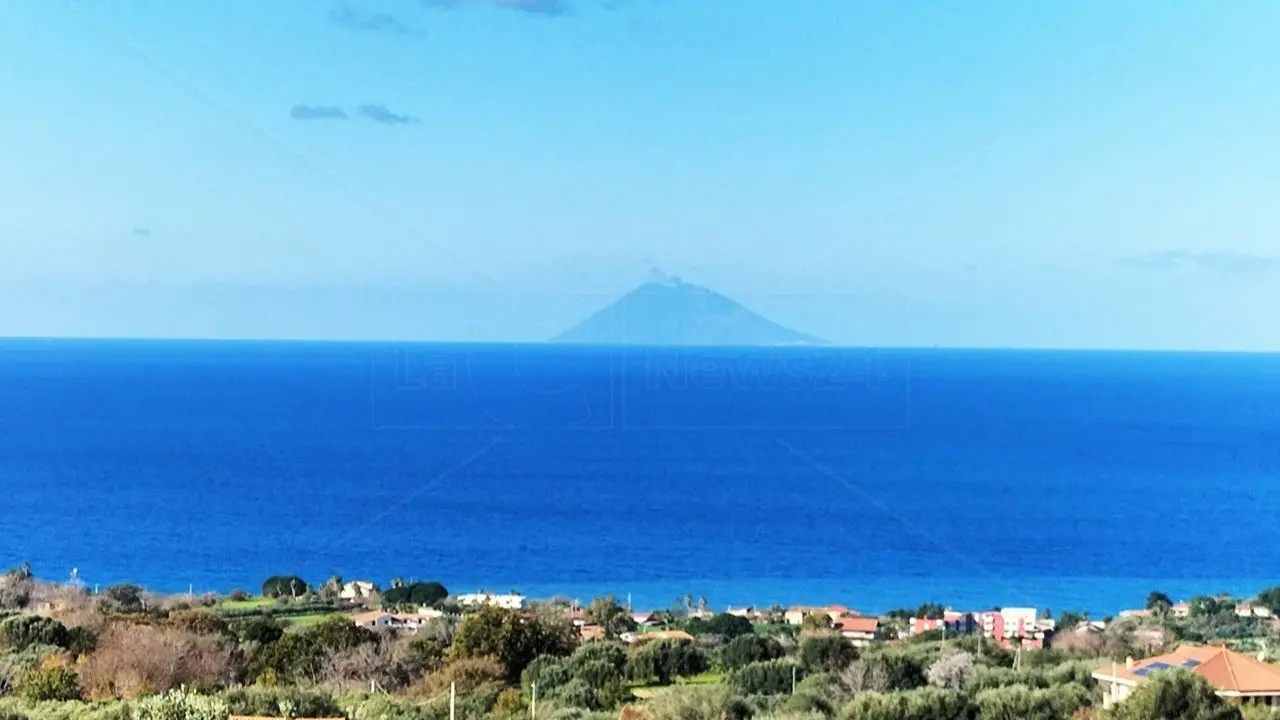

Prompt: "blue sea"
[3,339,1279,615]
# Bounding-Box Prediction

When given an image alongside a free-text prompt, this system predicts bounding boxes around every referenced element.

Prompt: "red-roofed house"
[1093,645,1280,709]
[834,616,879,647]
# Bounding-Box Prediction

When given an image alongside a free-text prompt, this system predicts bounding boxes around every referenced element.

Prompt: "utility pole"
[791,665,796,695]
[449,682,456,720]
[531,682,537,720]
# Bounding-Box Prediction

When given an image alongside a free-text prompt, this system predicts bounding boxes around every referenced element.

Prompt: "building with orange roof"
[834,616,879,647]
[1093,645,1280,710]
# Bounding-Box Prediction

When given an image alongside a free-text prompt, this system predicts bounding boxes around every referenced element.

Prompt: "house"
[909,611,977,636]
[340,581,378,601]
[1237,603,1275,619]
[1170,602,1192,618]
[456,592,526,610]
[629,611,658,626]
[834,617,879,647]
[350,612,400,629]
[1118,608,1151,619]
[579,624,607,641]
[785,605,857,626]
[1093,645,1280,709]
[974,608,1053,648]
[1069,620,1108,634]
[349,610,438,632]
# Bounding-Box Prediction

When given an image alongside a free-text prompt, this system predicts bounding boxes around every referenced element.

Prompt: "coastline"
[46,574,1276,619]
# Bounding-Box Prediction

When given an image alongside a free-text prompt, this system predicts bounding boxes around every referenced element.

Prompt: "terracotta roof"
[835,617,879,634]
[1094,645,1280,694]
[580,624,607,640]
[350,611,393,624]
[643,630,694,642]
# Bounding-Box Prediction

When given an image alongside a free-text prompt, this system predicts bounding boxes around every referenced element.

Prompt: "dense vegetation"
[6,566,1280,720]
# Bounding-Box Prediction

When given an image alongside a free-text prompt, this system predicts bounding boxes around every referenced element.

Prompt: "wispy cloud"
[424,0,570,16]
[290,105,350,121]
[1117,250,1279,274]
[357,104,420,125]
[329,3,421,35]
[132,227,151,238]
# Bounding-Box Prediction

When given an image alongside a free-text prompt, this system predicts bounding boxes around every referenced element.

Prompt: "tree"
[915,603,946,620]
[16,665,83,702]
[1189,595,1226,619]
[79,623,236,697]
[836,657,891,698]
[233,616,285,645]
[972,683,1090,720]
[799,633,858,673]
[100,583,147,613]
[802,612,832,631]
[853,649,928,692]
[318,574,344,601]
[685,613,753,639]
[0,565,34,610]
[925,651,974,690]
[567,640,628,683]
[451,605,577,681]
[626,639,709,685]
[168,609,229,637]
[840,688,971,720]
[727,659,798,695]
[1057,610,1085,630]
[718,634,783,670]
[1107,669,1241,720]
[1255,586,1280,615]
[261,576,308,599]
[1146,591,1174,615]
[521,656,574,695]
[583,596,636,638]
[0,615,70,651]
[382,581,448,608]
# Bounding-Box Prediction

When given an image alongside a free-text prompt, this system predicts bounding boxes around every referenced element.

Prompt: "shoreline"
[34,573,1278,619]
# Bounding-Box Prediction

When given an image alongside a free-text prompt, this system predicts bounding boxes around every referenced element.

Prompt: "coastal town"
[7,566,1280,719]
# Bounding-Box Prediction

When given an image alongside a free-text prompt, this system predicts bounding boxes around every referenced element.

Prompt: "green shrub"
[777,692,835,718]
[838,688,971,720]
[0,618,70,652]
[625,640,709,685]
[719,635,785,671]
[729,660,802,696]
[973,683,1091,720]
[220,687,342,718]
[799,635,858,674]
[0,698,129,720]
[15,666,81,702]
[131,689,229,720]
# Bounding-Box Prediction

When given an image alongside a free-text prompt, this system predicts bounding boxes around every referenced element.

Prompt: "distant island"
[551,277,827,346]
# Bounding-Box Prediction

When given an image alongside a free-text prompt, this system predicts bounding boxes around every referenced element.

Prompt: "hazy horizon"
[4,1,1279,350]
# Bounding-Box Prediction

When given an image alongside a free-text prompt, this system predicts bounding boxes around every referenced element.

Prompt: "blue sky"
[2,0,1278,348]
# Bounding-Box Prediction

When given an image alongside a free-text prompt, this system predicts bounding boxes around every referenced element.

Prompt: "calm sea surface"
[2,339,1279,614]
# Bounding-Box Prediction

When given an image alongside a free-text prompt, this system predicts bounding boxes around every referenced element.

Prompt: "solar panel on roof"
[1135,661,1174,677]
[1182,659,1200,668]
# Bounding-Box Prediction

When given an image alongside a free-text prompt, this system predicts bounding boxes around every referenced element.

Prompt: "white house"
[350,610,440,633]
[340,581,378,601]
[456,592,526,610]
